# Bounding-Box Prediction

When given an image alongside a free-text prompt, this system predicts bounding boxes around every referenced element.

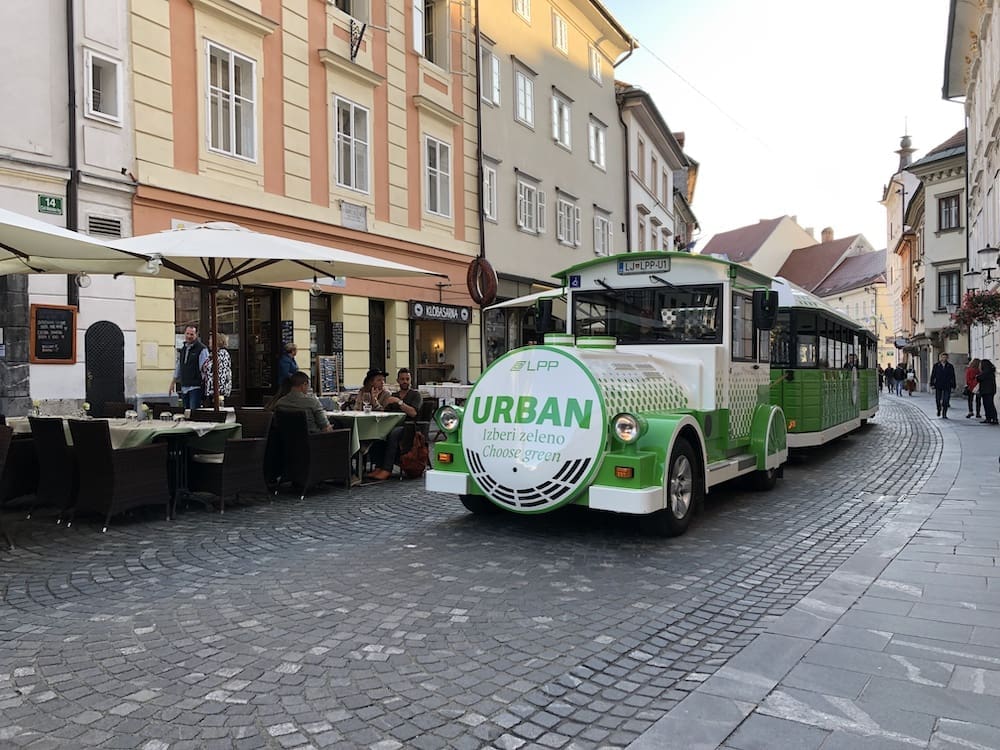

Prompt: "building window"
[594,212,612,255]
[938,270,960,309]
[514,0,530,23]
[588,119,606,169]
[556,197,581,247]
[413,0,446,65]
[516,179,545,234]
[552,13,568,54]
[939,194,960,231]
[551,92,571,149]
[637,137,645,184]
[732,293,755,361]
[480,48,500,105]
[335,97,369,193]
[637,216,646,251]
[650,155,658,194]
[425,136,451,217]
[333,0,368,23]
[662,168,670,205]
[589,45,602,84]
[207,43,256,160]
[84,50,121,124]
[514,67,534,127]
[483,165,497,222]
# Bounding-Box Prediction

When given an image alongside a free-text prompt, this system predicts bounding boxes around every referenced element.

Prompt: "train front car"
[426,252,789,537]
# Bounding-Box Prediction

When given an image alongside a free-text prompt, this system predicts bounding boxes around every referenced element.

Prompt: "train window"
[575,285,722,344]
[797,335,817,366]
[769,313,791,365]
[731,293,754,361]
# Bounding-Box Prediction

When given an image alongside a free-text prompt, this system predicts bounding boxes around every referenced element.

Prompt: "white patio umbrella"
[0,207,155,276]
[110,221,446,407]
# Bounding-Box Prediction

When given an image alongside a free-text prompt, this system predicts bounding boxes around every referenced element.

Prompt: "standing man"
[884,362,895,395]
[929,352,957,419]
[169,325,209,410]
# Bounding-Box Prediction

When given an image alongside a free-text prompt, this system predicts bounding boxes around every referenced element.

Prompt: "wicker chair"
[98,401,129,418]
[66,419,171,532]
[273,410,352,499]
[188,430,272,514]
[0,435,38,507]
[189,409,230,423]
[0,425,14,549]
[235,408,273,439]
[28,417,78,521]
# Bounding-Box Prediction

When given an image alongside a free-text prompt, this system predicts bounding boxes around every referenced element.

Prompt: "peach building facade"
[130,0,481,401]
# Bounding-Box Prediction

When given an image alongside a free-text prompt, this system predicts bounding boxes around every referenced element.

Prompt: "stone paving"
[630,391,1000,750]
[0,396,938,749]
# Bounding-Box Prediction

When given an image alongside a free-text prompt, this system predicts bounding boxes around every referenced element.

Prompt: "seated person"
[367,367,423,481]
[272,372,333,433]
[352,368,393,410]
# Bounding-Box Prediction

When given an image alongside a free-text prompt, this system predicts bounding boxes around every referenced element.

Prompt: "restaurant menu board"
[29,304,77,364]
[316,354,341,396]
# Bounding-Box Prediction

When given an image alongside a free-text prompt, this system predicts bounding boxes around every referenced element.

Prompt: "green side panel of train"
[858,370,878,414]
[769,369,859,434]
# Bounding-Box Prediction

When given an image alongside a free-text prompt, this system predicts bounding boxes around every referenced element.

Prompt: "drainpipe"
[613,40,635,251]
[473,0,486,373]
[65,0,80,308]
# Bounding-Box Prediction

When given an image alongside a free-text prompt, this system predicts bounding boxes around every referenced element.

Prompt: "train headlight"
[612,413,645,444]
[437,405,462,434]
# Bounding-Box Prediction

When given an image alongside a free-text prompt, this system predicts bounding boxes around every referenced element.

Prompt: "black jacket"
[929,361,956,390]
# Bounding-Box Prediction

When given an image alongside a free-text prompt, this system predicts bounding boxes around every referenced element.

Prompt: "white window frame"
[334,96,370,193]
[412,0,424,54]
[84,49,122,125]
[207,42,257,161]
[637,136,645,184]
[514,67,534,127]
[516,179,546,235]
[637,215,646,251]
[588,118,606,170]
[480,47,501,105]
[425,135,451,218]
[556,196,581,247]
[593,211,612,256]
[938,194,961,231]
[551,92,571,149]
[552,13,569,54]
[514,0,530,23]
[333,0,369,23]
[483,165,498,222]
[650,155,659,196]
[589,45,602,84]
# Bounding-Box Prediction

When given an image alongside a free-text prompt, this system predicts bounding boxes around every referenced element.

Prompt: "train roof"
[772,276,865,330]
[554,251,774,287]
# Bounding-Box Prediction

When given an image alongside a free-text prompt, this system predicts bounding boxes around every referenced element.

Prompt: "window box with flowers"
[951,289,1000,329]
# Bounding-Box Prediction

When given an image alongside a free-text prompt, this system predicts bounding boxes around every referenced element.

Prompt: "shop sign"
[409,301,471,325]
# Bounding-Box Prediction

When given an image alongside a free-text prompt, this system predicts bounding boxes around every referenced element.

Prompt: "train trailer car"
[426,251,788,537]
[768,278,879,447]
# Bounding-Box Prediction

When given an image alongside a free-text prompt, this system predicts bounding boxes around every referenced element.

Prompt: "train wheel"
[751,467,778,491]
[460,494,498,514]
[642,439,701,537]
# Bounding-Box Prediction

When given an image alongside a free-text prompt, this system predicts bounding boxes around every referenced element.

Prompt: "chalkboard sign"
[316,354,340,396]
[331,322,344,352]
[280,319,295,346]
[29,304,77,364]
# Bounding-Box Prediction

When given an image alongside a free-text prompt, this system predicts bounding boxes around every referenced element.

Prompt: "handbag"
[973,384,981,395]
[962,385,971,397]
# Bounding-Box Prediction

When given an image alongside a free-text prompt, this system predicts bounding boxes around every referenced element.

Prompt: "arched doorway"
[85,321,125,413]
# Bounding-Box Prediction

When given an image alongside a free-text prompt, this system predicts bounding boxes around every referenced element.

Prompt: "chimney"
[805,227,815,239]
[896,134,915,171]
[821,227,834,243]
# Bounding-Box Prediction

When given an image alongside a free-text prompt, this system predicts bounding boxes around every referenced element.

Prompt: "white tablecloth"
[423,385,474,405]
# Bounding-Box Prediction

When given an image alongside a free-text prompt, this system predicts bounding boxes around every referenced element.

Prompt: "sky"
[601,0,963,250]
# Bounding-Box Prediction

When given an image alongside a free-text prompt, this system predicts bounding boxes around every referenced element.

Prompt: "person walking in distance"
[977,359,998,425]
[169,325,208,410]
[966,358,982,419]
[929,352,956,418]
[885,362,896,395]
[893,363,906,396]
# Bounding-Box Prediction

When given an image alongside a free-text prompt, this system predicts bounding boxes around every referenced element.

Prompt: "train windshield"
[573,285,723,344]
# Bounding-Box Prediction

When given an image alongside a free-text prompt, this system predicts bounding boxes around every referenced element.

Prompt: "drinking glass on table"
[124,409,138,423]
[362,392,372,413]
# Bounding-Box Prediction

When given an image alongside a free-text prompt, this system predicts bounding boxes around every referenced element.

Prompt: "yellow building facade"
[129,0,482,401]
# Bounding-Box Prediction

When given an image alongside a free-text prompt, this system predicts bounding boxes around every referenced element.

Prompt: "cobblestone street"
[0,396,940,750]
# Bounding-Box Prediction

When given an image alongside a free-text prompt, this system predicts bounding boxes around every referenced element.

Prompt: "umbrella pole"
[210,286,220,410]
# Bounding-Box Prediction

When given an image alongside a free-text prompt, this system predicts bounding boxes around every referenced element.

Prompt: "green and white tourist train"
[425,251,790,536]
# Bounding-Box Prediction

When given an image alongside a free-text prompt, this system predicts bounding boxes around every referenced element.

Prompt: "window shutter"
[574,206,581,246]
[593,217,600,253]
[491,54,501,104]
[556,202,565,241]
[606,220,613,254]
[413,0,424,55]
[537,190,546,233]
[516,183,526,228]
[551,97,559,141]
[588,123,595,162]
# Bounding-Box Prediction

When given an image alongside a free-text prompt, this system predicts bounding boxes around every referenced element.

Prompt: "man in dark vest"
[929,351,957,419]
[169,325,208,410]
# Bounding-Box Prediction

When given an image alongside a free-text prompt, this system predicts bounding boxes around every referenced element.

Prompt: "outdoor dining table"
[423,383,474,405]
[326,410,407,481]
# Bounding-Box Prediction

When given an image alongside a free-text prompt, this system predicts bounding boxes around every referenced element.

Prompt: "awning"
[485,288,565,311]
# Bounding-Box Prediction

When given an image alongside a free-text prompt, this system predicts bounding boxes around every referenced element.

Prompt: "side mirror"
[752,290,779,330]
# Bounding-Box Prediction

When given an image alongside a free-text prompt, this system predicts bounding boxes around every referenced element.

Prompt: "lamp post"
[978,244,999,283]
